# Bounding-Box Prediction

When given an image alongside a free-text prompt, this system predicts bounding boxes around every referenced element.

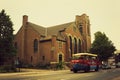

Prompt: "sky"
[1,0,120,50]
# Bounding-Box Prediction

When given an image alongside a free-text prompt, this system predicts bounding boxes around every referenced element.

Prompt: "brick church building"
[14,14,91,66]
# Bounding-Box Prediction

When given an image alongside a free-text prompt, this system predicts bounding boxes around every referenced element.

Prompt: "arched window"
[34,39,38,53]
[79,25,83,34]
[78,39,81,53]
[69,36,72,57]
[59,54,62,62]
[74,38,77,54]
[82,40,85,52]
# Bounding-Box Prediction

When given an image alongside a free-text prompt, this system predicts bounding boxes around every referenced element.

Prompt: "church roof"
[27,21,74,37]
[27,22,46,35]
[47,22,74,36]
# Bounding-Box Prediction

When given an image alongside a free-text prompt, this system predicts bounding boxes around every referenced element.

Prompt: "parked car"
[116,62,120,68]
[101,64,111,69]
[110,63,116,68]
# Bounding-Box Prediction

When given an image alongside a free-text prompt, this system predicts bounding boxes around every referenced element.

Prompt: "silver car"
[116,62,120,68]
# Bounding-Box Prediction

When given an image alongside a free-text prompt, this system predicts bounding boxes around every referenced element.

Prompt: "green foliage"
[36,63,51,69]
[0,9,16,65]
[0,65,16,72]
[56,62,65,70]
[90,31,116,61]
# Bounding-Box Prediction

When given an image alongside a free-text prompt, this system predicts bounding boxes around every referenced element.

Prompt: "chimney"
[23,15,28,26]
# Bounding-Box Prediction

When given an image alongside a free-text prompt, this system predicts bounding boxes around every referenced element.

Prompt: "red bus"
[70,53,100,73]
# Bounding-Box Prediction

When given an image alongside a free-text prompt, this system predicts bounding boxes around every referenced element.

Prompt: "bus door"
[89,56,98,70]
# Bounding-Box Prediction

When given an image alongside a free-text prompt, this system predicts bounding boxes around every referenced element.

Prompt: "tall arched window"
[69,36,72,57]
[82,40,85,52]
[74,38,77,54]
[34,39,38,53]
[78,39,81,53]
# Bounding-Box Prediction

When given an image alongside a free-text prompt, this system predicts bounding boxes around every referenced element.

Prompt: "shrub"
[36,63,50,69]
[56,62,65,70]
[0,65,16,73]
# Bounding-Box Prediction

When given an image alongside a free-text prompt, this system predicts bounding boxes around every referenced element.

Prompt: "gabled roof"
[47,22,75,41]
[27,21,75,38]
[47,22,74,36]
[27,22,46,35]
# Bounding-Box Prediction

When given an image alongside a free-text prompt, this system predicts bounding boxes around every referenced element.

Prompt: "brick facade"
[14,14,91,66]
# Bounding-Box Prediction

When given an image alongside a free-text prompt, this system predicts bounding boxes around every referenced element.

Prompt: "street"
[0,68,120,80]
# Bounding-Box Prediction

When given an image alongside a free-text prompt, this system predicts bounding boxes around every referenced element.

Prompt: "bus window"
[79,56,84,59]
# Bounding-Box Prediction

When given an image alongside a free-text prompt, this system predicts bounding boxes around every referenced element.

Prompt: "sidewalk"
[0,68,68,77]
[0,68,52,77]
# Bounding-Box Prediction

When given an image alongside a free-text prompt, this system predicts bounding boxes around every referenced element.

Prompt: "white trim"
[57,52,64,62]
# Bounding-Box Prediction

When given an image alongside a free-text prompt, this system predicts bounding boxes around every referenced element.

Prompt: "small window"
[42,56,45,61]
[59,41,62,49]
[34,39,38,53]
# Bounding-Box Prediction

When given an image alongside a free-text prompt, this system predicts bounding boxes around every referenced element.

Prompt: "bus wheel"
[73,69,78,73]
[95,66,99,71]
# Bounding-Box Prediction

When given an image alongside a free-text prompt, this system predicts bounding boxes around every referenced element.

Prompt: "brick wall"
[14,14,91,66]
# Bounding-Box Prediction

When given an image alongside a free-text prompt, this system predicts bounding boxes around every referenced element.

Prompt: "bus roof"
[72,53,97,57]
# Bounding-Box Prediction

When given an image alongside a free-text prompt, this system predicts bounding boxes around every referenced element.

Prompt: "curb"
[0,69,69,77]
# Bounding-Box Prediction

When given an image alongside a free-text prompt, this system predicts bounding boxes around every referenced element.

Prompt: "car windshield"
[72,55,97,60]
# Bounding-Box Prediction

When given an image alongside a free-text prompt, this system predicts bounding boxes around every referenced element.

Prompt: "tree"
[0,9,16,65]
[90,31,116,61]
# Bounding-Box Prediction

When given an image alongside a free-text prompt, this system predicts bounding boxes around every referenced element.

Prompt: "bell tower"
[75,14,91,52]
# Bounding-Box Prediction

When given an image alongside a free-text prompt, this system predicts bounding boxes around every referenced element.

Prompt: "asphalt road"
[0,68,120,80]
